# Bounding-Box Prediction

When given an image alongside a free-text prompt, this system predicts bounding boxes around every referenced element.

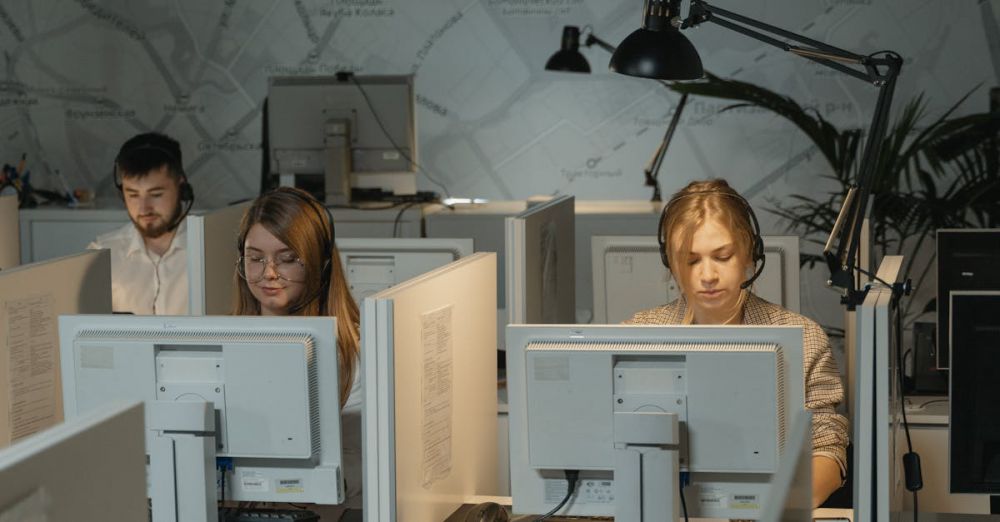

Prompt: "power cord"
[679,472,689,522]
[534,470,579,521]
[347,74,452,199]
[893,300,922,522]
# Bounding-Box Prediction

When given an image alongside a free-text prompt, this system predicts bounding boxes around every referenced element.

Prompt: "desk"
[902,396,989,515]
[447,497,855,521]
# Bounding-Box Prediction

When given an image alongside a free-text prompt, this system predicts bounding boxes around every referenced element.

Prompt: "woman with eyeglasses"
[233,187,362,520]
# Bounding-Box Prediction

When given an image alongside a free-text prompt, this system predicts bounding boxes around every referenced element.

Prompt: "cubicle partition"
[0,401,147,521]
[362,253,498,521]
[505,195,575,326]
[853,255,907,522]
[186,202,251,315]
[0,194,18,270]
[0,250,112,448]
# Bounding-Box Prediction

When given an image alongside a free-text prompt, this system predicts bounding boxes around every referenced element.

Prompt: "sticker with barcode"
[729,493,760,510]
[698,486,727,507]
[276,478,304,494]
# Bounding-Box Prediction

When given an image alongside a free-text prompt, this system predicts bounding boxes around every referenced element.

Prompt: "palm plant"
[667,74,999,321]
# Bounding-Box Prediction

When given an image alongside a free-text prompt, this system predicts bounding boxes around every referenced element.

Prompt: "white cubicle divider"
[337,237,473,304]
[0,250,111,448]
[0,401,147,521]
[0,194,18,270]
[591,235,801,324]
[505,195,575,327]
[362,253,498,522]
[186,202,252,315]
[854,255,906,522]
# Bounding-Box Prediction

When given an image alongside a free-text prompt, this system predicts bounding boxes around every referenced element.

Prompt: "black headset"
[657,190,766,290]
[113,133,194,232]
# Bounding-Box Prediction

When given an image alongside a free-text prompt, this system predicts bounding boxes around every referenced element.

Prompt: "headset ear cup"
[657,205,670,269]
[179,181,194,203]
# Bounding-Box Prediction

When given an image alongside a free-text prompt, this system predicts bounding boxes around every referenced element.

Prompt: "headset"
[235,187,337,314]
[113,133,194,232]
[657,189,766,290]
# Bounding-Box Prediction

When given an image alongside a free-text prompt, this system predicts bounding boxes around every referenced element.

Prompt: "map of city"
[0,0,997,210]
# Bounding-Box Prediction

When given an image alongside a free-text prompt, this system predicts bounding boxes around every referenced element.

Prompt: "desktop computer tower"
[936,229,1000,370]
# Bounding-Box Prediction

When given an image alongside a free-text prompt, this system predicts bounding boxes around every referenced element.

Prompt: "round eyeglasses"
[237,253,307,283]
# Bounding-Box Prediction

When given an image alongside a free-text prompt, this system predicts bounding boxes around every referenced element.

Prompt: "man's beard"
[131,206,180,239]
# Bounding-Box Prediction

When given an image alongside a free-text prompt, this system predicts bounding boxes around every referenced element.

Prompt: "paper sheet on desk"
[421,305,453,488]
[5,293,59,443]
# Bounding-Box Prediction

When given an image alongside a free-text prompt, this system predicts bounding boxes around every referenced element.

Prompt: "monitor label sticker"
[729,493,760,510]
[276,478,304,494]
[240,471,270,493]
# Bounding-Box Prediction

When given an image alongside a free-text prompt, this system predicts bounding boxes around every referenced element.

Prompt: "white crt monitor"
[58,315,345,504]
[506,324,805,520]
[338,237,473,303]
[591,235,801,324]
[0,401,147,521]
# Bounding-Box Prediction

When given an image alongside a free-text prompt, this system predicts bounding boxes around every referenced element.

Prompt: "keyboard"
[220,508,320,522]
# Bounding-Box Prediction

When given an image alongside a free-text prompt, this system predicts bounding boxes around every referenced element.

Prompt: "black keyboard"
[220,508,320,522]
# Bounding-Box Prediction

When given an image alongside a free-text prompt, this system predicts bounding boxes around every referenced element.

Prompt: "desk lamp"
[545,25,689,202]
[608,0,903,307]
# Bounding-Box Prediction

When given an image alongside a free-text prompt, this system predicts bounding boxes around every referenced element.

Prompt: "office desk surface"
[451,497,856,521]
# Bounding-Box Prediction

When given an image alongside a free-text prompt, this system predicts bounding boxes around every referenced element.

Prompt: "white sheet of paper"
[5,293,59,443]
[420,304,453,488]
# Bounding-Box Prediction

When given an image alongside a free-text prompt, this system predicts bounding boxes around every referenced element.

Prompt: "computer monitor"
[0,249,111,448]
[574,201,664,324]
[337,237,473,303]
[505,195,575,327]
[186,202,251,315]
[948,290,1000,494]
[506,323,806,520]
[591,235,801,324]
[853,255,907,522]
[0,194,18,270]
[362,253,499,521]
[936,229,1000,371]
[0,401,147,521]
[58,315,345,505]
[267,74,417,204]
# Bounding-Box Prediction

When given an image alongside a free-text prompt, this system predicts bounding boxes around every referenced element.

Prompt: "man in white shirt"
[88,132,194,315]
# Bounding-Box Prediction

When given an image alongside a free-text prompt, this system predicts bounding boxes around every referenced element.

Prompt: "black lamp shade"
[610,27,704,80]
[545,26,591,73]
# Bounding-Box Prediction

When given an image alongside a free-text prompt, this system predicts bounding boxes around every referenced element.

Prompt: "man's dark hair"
[115,132,185,181]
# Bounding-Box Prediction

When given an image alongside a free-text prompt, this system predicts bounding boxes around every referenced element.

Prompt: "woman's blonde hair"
[233,187,360,407]
[659,179,758,323]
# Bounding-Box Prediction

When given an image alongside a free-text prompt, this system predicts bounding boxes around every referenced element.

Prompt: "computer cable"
[533,469,579,521]
[892,298,922,522]
[897,306,922,522]
[679,472,689,522]
[347,74,452,199]
[392,201,421,238]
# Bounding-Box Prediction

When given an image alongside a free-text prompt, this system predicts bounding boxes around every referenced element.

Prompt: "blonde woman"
[626,179,849,508]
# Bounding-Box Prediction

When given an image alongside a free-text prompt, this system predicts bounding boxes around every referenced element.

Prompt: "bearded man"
[89,132,194,314]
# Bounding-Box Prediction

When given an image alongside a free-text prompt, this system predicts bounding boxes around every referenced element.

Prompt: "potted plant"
[668,74,999,322]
